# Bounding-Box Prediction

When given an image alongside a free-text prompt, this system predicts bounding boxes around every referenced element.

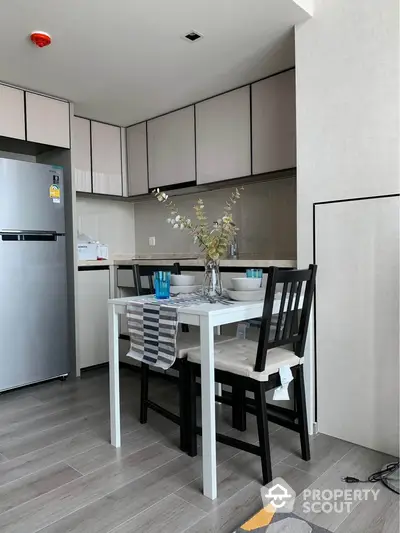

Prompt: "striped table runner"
[126,293,207,369]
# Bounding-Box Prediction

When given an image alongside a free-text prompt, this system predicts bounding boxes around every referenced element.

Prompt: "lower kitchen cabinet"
[77,269,110,369]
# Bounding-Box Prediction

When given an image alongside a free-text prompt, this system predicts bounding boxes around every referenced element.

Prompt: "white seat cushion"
[176,330,234,359]
[187,338,300,381]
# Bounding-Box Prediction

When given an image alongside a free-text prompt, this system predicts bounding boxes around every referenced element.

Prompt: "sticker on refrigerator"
[49,184,61,204]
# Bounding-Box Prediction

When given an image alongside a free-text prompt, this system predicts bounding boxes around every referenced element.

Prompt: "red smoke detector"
[30,31,52,48]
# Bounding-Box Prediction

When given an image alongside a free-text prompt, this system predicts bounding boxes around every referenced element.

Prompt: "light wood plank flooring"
[0,368,397,533]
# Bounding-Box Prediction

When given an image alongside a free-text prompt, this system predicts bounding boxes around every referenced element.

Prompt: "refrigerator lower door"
[0,235,69,391]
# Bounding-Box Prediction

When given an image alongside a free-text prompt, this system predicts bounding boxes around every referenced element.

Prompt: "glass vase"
[202,258,223,297]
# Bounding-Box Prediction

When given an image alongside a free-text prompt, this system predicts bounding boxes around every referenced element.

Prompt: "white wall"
[296,0,399,454]
[76,197,135,256]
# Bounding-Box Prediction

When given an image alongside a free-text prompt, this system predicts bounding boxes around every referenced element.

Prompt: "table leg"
[200,315,217,500]
[213,328,222,399]
[108,303,121,448]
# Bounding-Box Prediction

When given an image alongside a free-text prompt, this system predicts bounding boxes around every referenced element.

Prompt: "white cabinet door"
[316,196,400,456]
[196,87,251,184]
[127,122,148,196]
[72,117,92,193]
[148,106,195,189]
[252,70,296,175]
[91,121,122,196]
[26,92,70,148]
[0,85,25,140]
[77,269,110,369]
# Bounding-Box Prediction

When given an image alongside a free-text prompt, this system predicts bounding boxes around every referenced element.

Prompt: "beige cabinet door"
[26,92,70,148]
[252,70,296,175]
[77,269,110,369]
[148,106,195,189]
[127,122,148,196]
[0,85,25,140]
[72,117,92,193]
[196,87,251,184]
[91,121,122,196]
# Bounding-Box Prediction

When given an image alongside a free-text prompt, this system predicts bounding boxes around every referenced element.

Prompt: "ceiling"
[0,0,311,126]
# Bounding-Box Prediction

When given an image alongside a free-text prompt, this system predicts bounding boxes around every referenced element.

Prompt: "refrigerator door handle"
[0,229,57,234]
[0,230,64,241]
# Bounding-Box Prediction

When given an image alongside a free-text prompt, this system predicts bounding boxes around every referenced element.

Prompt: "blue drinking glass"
[246,268,255,278]
[154,271,171,299]
[246,268,263,286]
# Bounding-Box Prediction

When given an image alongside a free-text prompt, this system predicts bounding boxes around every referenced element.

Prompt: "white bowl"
[226,289,265,302]
[170,274,196,286]
[170,284,200,294]
[231,277,262,291]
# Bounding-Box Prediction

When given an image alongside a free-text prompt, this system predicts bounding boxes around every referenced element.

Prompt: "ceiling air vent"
[183,30,203,42]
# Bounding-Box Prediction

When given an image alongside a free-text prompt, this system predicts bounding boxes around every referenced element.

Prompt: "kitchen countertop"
[78,254,296,269]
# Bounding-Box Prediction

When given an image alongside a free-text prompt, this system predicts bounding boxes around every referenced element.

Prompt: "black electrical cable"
[342,461,400,495]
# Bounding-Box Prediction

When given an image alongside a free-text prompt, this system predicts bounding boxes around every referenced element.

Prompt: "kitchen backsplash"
[76,197,135,255]
[134,178,296,258]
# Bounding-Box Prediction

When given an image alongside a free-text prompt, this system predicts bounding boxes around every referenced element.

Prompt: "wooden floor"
[0,368,397,533]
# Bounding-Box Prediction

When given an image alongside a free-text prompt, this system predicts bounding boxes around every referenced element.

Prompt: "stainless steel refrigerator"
[0,158,69,391]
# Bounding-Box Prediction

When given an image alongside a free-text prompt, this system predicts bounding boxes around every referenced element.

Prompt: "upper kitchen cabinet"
[196,87,251,184]
[72,117,92,193]
[0,85,25,140]
[147,106,195,189]
[252,69,296,175]
[91,121,122,196]
[25,92,70,148]
[127,122,148,196]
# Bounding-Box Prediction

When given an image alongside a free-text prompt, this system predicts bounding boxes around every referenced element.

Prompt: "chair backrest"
[133,262,181,296]
[254,264,317,373]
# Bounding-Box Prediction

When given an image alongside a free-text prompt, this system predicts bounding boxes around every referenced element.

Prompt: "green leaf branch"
[153,187,243,261]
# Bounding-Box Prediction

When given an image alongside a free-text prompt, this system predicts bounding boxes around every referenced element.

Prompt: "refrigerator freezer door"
[0,159,65,234]
[0,235,69,391]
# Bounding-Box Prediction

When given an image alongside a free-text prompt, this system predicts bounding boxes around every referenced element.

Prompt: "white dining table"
[108,295,285,500]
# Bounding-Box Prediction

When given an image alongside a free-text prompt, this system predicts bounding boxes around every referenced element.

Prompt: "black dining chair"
[185,264,317,484]
[132,263,231,455]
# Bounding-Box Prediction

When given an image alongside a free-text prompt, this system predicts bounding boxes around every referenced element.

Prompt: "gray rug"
[235,512,332,532]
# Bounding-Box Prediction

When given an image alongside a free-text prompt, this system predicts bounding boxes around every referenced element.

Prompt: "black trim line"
[67,102,72,150]
[74,115,122,128]
[76,191,132,201]
[314,193,399,206]
[0,80,69,103]
[23,92,27,140]
[78,265,110,271]
[312,202,317,418]
[152,180,197,193]
[145,121,150,192]
[120,127,123,196]
[193,105,197,183]
[249,84,253,175]
[89,120,94,193]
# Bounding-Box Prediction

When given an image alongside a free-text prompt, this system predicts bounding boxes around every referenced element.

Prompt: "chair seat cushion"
[176,330,234,359]
[187,338,300,381]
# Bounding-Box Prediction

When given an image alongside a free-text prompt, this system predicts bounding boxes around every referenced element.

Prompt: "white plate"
[226,288,265,302]
[170,285,200,294]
